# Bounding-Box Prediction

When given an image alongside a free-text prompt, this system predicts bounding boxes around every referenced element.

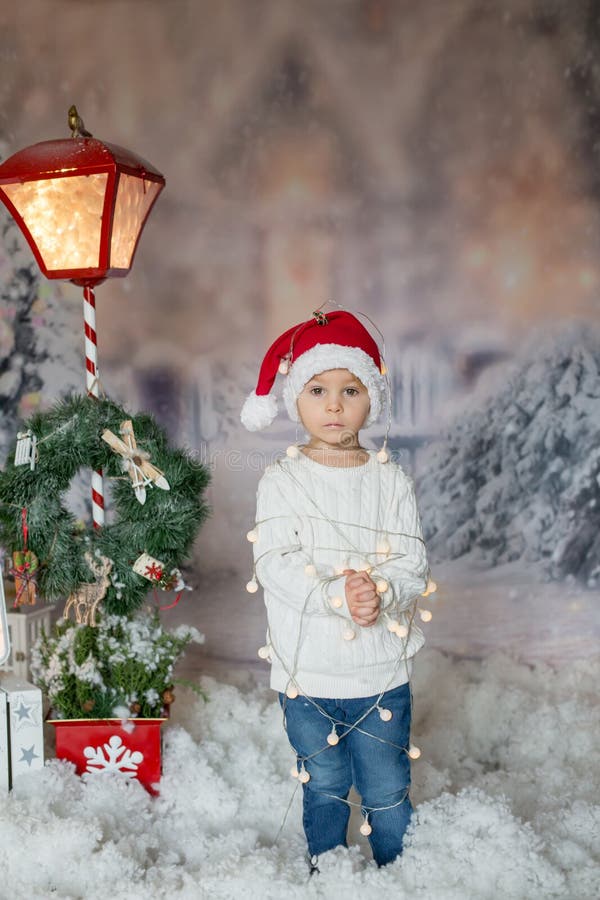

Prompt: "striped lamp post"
[83,286,105,526]
[0,108,165,528]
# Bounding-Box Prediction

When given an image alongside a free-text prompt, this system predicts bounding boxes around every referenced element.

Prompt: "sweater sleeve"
[373,468,429,611]
[253,468,353,618]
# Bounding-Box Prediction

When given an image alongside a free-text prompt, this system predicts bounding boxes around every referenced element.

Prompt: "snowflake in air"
[83,735,144,777]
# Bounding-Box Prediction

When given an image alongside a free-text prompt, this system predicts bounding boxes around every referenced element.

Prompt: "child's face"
[296,368,371,447]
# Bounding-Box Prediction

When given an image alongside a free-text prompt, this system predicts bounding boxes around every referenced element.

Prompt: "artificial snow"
[418,325,600,584]
[1,649,598,899]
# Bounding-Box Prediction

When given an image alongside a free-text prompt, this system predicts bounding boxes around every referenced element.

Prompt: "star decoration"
[13,699,36,724]
[19,745,39,767]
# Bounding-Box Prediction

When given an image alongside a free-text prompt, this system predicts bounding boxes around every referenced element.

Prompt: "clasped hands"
[343,569,380,627]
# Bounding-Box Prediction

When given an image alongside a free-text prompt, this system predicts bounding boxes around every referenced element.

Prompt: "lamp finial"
[68,105,93,139]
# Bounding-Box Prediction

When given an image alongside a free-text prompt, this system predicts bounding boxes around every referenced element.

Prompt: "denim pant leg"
[346,683,413,867]
[280,694,352,857]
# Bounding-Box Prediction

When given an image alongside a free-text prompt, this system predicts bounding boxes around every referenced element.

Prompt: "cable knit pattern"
[253,450,429,698]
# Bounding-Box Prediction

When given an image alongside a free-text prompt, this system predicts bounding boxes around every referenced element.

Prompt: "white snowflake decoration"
[83,735,144,778]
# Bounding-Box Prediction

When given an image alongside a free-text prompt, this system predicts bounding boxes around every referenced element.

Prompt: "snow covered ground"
[1,558,599,899]
[2,646,598,899]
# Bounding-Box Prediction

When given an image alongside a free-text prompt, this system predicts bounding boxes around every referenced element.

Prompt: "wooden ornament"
[63,552,112,627]
[102,420,170,505]
[11,550,39,606]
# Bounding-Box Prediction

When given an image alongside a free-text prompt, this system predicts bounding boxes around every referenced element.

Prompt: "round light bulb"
[395,624,409,638]
[376,448,389,463]
[304,564,317,577]
[387,619,400,633]
[420,609,433,623]
[334,565,346,575]
[327,728,339,746]
[408,745,421,760]
[286,684,299,699]
[359,818,372,836]
[376,579,388,594]
[379,708,393,722]
[246,529,258,543]
[422,578,438,597]
[377,539,391,556]
[357,563,372,573]
[246,579,259,593]
[290,765,299,779]
[257,645,271,659]
[298,767,311,784]
[331,596,344,609]
[278,359,289,375]
[286,445,299,458]
[343,628,356,641]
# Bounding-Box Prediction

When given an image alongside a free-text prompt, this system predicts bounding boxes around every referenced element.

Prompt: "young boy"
[241,310,430,870]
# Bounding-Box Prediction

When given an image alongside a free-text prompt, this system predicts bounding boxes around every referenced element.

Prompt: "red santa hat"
[240,310,387,431]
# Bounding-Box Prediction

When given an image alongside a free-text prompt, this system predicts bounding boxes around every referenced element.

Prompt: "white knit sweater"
[252,450,429,698]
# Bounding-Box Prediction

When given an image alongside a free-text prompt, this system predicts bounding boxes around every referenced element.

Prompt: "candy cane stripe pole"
[83,286,105,528]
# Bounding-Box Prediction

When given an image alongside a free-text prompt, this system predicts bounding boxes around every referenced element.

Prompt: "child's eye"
[310,387,324,395]
[344,388,359,396]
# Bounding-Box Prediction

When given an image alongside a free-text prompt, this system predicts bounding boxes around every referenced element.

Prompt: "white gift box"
[0,675,44,789]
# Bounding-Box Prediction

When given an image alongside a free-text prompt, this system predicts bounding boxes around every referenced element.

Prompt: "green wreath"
[0,394,210,615]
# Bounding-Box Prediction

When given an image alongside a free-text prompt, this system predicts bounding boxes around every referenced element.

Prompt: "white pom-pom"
[419,609,432,622]
[240,390,278,431]
[286,445,300,458]
[408,744,421,760]
[376,448,389,463]
[246,529,258,543]
[331,596,344,609]
[379,708,392,722]
[246,579,259,593]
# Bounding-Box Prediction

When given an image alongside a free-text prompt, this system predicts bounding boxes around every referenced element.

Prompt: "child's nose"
[327,394,342,411]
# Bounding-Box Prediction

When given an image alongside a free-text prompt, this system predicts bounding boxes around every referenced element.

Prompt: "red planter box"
[49,718,167,795]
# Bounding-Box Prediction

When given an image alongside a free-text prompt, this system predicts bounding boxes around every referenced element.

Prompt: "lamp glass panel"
[110,174,161,269]
[2,173,107,271]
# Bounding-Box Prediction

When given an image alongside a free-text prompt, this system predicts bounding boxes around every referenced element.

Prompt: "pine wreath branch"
[0,394,211,614]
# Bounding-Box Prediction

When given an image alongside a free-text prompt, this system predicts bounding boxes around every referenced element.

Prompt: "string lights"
[245,454,438,834]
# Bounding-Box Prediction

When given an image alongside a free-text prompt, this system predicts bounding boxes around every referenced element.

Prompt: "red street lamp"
[0,107,166,527]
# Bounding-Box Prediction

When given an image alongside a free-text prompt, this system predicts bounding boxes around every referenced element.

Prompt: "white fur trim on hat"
[282,344,386,428]
[241,390,278,431]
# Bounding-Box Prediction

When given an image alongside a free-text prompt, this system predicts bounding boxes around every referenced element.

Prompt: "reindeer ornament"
[63,552,113,626]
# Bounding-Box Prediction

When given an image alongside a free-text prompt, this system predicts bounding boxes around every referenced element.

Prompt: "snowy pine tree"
[0,203,81,459]
[418,325,600,584]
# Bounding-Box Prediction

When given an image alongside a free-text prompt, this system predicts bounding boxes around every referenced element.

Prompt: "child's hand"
[343,569,380,627]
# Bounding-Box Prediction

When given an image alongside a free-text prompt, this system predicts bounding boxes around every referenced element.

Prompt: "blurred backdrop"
[1,0,599,670]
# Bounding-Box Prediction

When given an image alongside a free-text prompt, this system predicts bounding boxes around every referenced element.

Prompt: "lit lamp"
[0,107,165,527]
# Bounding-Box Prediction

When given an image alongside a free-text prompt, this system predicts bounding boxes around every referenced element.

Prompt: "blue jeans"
[279,682,413,867]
